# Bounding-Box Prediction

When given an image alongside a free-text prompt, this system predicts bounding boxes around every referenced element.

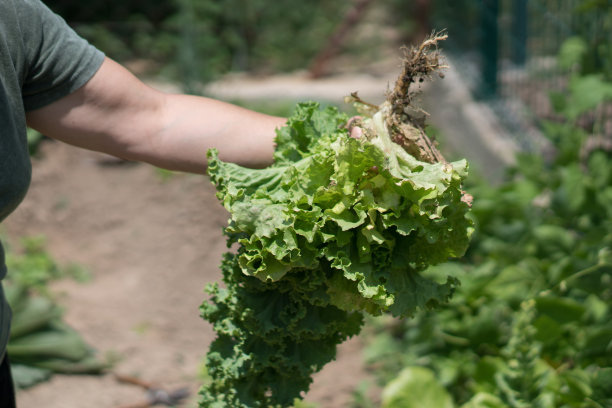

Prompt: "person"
[0,0,286,405]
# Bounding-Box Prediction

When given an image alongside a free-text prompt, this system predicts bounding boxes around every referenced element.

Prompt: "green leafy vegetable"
[200,35,472,407]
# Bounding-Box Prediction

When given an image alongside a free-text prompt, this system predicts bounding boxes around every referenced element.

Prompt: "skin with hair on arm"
[25,57,287,172]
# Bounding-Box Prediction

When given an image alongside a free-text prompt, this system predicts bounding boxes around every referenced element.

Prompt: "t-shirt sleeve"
[17,0,105,111]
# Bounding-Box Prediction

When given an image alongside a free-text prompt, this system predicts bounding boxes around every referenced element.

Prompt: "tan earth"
[2,139,378,408]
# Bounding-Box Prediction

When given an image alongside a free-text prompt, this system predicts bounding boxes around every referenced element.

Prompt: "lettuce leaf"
[207,102,472,317]
[200,101,472,407]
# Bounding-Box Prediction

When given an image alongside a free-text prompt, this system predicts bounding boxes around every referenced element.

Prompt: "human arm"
[26,57,286,173]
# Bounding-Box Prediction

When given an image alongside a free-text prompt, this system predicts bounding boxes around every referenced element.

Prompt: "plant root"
[386,31,449,164]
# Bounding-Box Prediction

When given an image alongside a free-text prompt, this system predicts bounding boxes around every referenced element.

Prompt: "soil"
[2,140,377,408]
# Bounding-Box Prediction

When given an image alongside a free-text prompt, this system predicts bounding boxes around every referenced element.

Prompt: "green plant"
[5,236,89,293]
[200,38,473,407]
[26,129,44,156]
[4,237,105,388]
[164,0,351,88]
[61,0,353,87]
[569,0,612,80]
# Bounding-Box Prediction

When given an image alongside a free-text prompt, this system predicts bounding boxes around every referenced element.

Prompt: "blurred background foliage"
[44,0,424,90]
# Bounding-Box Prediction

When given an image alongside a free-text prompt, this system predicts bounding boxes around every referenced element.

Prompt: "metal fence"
[429,0,612,150]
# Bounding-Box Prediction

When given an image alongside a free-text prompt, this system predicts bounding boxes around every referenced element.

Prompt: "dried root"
[345,32,449,163]
[387,31,449,163]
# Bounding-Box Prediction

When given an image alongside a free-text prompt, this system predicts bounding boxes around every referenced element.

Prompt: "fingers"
[346,116,363,139]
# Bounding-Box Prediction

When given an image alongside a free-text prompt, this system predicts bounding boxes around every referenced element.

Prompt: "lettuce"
[209,102,471,316]
[199,100,472,407]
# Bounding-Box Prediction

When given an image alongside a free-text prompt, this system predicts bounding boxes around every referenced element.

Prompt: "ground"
[2,137,376,408]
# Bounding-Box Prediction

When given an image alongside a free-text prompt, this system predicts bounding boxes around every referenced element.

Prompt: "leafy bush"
[45,0,175,25]
[48,0,355,86]
[568,0,612,80]
[4,237,104,388]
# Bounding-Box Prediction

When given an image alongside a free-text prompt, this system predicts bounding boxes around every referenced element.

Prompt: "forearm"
[26,58,285,174]
[153,94,284,173]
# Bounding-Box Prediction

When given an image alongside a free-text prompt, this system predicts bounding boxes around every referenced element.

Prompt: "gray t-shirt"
[0,0,104,358]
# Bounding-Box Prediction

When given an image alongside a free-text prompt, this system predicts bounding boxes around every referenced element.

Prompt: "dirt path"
[2,140,374,408]
[201,70,395,106]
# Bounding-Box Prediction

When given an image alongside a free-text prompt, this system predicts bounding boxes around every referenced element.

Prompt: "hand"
[346,116,363,139]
